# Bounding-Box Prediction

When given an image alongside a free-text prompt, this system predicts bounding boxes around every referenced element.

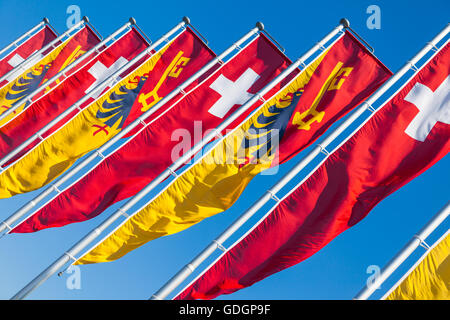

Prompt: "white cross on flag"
[404,75,450,141]
[208,68,260,118]
[86,57,129,99]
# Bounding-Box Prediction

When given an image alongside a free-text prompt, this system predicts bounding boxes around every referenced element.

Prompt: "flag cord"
[9,21,264,300]
[0,19,133,125]
[354,201,449,300]
[165,23,449,301]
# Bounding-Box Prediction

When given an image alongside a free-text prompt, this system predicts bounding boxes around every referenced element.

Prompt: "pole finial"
[182,16,191,25]
[43,17,49,24]
[340,18,350,28]
[256,22,264,31]
[129,17,137,25]
[82,16,89,23]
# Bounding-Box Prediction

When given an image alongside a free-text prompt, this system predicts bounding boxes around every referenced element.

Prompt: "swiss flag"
[0,27,149,164]
[0,25,57,85]
[175,42,450,300]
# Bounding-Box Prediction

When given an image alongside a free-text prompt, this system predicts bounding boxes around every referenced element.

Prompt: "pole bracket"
[256,93,266,103]
[168,167,178,178]
[63,251,77,262]
[52,184,61,194]
[118,208,129,218]
[317,144,330,156]
[363,101,376,113]
[413,235,431,250]
[1,221,12,231]
[427,42,439,52]
[213,240,227,252]
[96,150,106,159]
[214,130,223,139]
[267,190,281,203]
[407,60,419,72]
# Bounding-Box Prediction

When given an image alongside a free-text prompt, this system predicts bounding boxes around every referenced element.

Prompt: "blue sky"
[0,0,448,300]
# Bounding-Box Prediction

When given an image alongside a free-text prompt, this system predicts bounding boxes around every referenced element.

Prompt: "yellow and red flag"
[0,25,100,126]
[0,27,215,198]
[0,28,149,166]
[0,25,57,84]
[71,31,392,265]
[175,42,449,300]
[386,232,449,300]
[11,32,294,232]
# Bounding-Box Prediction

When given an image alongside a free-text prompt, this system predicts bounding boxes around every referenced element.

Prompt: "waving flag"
[174,42,450,300]
[0,25,100,126]
[386,232,449,300]
[72,31,392,264]
[11,33,292,232]
[0,25,57,83]
[0,28,149,164]
[0,28,215,198]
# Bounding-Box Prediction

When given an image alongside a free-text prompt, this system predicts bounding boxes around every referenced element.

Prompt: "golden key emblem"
[138,51,190,112]
[292,62,353,131]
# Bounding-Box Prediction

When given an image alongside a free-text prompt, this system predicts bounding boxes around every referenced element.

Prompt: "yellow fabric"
[386,233,450,300]
[0,37,72,127]
[77,50,328,264]
[0,42,173,198]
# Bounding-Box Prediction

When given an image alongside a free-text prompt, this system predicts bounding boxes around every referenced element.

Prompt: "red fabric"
[0,28,148,163]
[0,25,57,81]
[175,43,450,300]
[14,34,293,232]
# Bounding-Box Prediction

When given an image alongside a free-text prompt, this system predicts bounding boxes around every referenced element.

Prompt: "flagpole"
[0,19,138,162]
[0,18,191,236]
[354,201,449,300]
[0,18,48,59]
[77,21,346,273]
[153,22,450,300]
[0,17,88,86]
[10,21,264,300]
[0,19,136,125]
[380,228,449,300]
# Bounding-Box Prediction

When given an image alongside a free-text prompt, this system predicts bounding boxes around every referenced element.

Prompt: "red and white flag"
[0,25,57,84]
[11,33,293,229]
[0,28,149,163]
[175,42,450,300]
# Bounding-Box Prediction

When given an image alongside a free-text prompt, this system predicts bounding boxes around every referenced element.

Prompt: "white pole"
[0,19,47,59]
[0,19,134,124]
[10,21,263,300]
[0,18,190,236]
[152,22,450,300]
[0,21,135,163]
[354,201,449,300]
[0,18,88,87]
[78,22,346,275]
[380,229,449,300]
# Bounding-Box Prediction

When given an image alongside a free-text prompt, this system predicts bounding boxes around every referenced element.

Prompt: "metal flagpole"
[151,22,450,300]
[0,17,88,86]
[75,21,346,273]
[0,17,190,236]
[0,19,136,125]
[0,18,48,59]
[0,20,139,157]
[10,20,264,300]
[380,228,449,300]
[354,201,449,300]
